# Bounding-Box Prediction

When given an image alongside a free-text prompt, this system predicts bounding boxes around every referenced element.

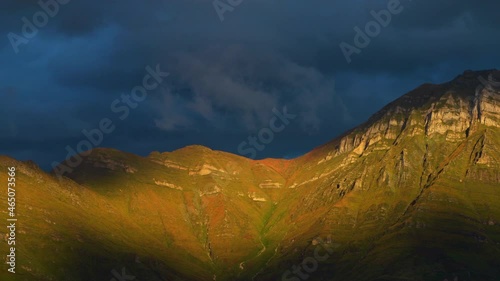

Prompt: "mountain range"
[1,69,500,281]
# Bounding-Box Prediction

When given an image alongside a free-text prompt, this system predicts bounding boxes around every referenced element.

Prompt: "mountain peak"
[305,69,500,161]
[174,144,213,153]
[453,68,498,81]
[448,69,499,89]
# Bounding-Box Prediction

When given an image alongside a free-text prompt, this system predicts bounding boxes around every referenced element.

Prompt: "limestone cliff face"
[315,70,500,159]
[291,70,500,219]
[472,87,500,128]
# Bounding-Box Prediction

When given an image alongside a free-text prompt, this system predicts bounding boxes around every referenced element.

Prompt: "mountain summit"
[1,70,500,281]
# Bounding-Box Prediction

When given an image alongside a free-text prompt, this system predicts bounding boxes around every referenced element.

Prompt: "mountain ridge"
[1,69,500,281]
[45,69,499,174]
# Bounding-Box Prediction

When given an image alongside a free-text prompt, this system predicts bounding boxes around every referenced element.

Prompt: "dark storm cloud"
[1,0,499,169]
[152,46,337,132]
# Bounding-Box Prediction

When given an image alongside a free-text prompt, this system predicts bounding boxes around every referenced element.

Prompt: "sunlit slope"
[0,155,218,281]
[254,71,500,280]
[1,70,499,281]
[52,146,295,280]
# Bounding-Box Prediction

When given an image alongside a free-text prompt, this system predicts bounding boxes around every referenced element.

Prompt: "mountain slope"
[1,69,500,281]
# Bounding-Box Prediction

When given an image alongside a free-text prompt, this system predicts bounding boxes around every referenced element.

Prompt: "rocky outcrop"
[153,179,183,190]
[189,164,226,176]
[318,70,500,159]
[472,88,500,128]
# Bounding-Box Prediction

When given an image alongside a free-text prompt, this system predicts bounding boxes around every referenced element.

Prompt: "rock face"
[3,70,500,281]
[320,70,500,159]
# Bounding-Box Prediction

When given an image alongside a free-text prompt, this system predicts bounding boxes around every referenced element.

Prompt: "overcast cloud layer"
[1,0,500,169]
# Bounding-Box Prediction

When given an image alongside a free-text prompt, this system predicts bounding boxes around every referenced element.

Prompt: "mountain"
[1,70,500,281]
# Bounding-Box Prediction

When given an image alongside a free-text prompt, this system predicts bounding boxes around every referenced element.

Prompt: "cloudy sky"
[1,0,500,170]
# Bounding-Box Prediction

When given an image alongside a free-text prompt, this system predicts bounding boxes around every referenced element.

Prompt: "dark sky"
[1,0,500,170]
